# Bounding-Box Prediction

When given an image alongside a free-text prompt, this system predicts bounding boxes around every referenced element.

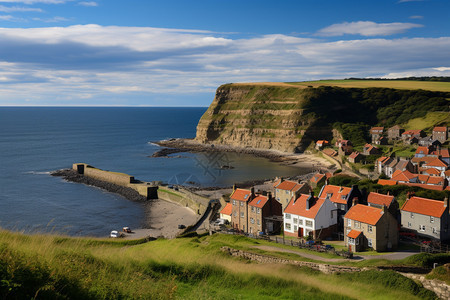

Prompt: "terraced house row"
[224,176,450,252]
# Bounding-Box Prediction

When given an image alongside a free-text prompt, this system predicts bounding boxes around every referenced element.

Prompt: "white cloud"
[409,15,423,19]
[32,16,68,22]
[0,4,42,11]
[317,21,423,37]
[78,1,96,6]
[0,24,448,105]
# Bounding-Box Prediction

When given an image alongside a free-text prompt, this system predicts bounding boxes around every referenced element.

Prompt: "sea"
[0,107,308,237]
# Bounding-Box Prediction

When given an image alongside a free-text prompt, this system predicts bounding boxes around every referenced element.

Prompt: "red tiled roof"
[345,204,384,225]
[391,170,417,182]
[292,183,306,193]
[402,130,422,135]
[316,140,329,145]
[323,148,337,157]
[377,156,389,163]
[427,176,444,185]
[418,174,430,183]
[275,180,299,191]
[424,168,441,176]
[370,127,384,133]
[399,182,445,191]
[367,192,394,207]
[220,203,232,216]
[416,146,430,155]
[318,185,351,204]
[249,195,269,208]
[273,178,282,187]
[445,170,450,176]
[310,173,325,183]
[433,126,447,132]
[425,158,447,168]
[377,179,397,186]
[230,188,252,202]
[284,194,324,219]
[349,151,361,159]
[347,229,362,239]
[401,196,446,218]
[412,156,435,164]
[439,148,450,158]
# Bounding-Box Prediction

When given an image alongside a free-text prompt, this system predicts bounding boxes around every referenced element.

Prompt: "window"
[348,237,355,245]
[294,225,298,232]
[285,223,291,230]
[368,225,373,233]
[250,217,254,224]
[285,214,291,219]
[411,212,414,219]
[240,212,244,218]
[432,227,437,234]
[354,221,360,228]
[430,216,434,223]
[257,208,261,214]
[368,238,372,248]
[232,200,236,205]
[341,204,346,210]
[293,218,298,224]
[299,219,303,225]
[330,211,334,218]
[234,212,237,217]
[257,219,260,225]
[285,190,289,194]
[347,219,351,227]
[240,201,244,206]
[408,222,412,228]
[305,220,313,227]
[419,225,425,232]
[251,206,255,213]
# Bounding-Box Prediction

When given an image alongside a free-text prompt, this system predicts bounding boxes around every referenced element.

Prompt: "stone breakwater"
[51,169,149,203]
[220,246,362,274]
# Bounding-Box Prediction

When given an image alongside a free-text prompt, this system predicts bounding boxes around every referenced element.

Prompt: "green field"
[0,230,443,299]
[285,80,450,92]
[402,111,450,131]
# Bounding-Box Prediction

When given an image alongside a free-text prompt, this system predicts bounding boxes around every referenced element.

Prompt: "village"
[217,125,450,253]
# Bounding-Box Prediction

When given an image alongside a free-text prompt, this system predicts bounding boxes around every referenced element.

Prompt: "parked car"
[110,230,120,238]
[123,227,131,233]
[178,224,186,229]
[214,219,229,226]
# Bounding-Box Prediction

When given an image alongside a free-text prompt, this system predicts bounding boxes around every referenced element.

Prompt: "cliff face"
[195,83,450,153]
[195,84,329,152]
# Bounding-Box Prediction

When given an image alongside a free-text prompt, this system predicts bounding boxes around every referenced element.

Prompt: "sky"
[0,0,449,106]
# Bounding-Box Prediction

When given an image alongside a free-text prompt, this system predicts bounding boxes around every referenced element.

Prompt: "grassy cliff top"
[230,79,450,92]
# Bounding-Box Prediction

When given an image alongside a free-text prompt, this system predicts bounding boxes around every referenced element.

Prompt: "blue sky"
[0,0,449,106]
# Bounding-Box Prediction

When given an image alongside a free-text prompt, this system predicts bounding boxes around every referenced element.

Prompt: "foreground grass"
[0,230,442,299]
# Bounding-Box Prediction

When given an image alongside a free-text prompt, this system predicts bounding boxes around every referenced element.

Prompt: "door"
[299,227,303,237]
[349,245,352,252]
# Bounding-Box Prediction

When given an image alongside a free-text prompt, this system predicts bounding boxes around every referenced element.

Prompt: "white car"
[110,230,120,238]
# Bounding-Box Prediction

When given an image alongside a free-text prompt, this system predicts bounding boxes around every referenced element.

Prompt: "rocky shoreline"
[152,138,302,163]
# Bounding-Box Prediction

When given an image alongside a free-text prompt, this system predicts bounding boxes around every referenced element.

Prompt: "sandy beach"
[122,199,199,240]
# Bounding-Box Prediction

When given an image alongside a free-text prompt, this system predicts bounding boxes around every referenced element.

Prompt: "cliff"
[196,83,450,152]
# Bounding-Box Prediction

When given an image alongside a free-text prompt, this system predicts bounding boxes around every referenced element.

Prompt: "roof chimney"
[267,192,272,200]
[306,195,312,210]
[444,197,448,210]
[251,187,255,197]
[232,184,236,191]
[382,205,387,214]
[352,197,358,207]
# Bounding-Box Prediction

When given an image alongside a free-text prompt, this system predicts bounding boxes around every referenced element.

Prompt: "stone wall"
[157,187,208,215]
[73,163,134,187]
[220,246,361,274]
[400,272,450,300]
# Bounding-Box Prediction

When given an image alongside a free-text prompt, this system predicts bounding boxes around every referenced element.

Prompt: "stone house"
[401,196,450,241]
[273,179,310,210]
[315,140,329,150]
[344,204,399,252]
[367,192,399,217]
[348,151,363,163]
[317,184,362,230]
[402,130,425,141]
[363,143,381,156]
[310,173,326,189]
[376,156,394,175]
[432,126,448,143]
[219,202,232,223]
[336,140,353,156]
[418,137,441,148]
[370,127,384,143]
[375,136,388,145]
[248,193,282,235]
[422,158,448,177]
[283,193,338,239]
[387,125,404,140]
[230,188,256,232]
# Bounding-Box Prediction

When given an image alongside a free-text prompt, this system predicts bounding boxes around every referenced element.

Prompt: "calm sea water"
[0,107,305,236]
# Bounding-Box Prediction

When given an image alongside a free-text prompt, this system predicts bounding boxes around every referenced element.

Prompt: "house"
[376,156,394,174]
[230,188,256,232]
[370,127,384,143]
[418,137,441,148]
[315,140,329,150]
[248,193,282,235]
[381,158,415,178]
[367,192,399,216]
[390,170,447,191]
[336,140,353,156]
[405,136,419,145]
[432,126,448,143]
[387,125,404,140]
[422,158,448,177]
[391,169,418,183]
[344,204,399,252]
[363,144,381,156]
[317,184,362,229]
[310,173,327,189]
[402,130,426,141]
[273,179,310,210]
[394,159,415,174]
[435,148,450,165]
[415,146,433,158]
[219,202,232,223]
[283,193,338,239]
[348,151,363,163]
[401,196,450,241]
[375,136,388,145]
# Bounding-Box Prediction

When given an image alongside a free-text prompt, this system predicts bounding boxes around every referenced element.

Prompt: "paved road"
[252,245,420,262]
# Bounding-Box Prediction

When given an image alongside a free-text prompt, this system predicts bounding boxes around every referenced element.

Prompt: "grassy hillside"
[0,230,442,299]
